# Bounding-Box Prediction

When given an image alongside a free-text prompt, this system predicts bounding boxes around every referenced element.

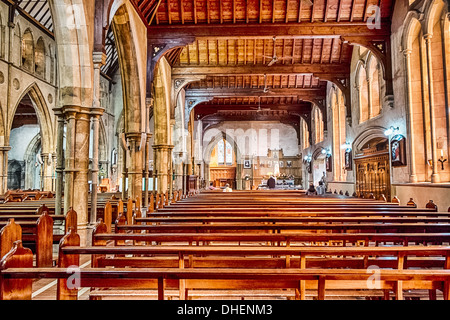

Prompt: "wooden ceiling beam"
[172,64,349,77]
[147,20,391,41]
[185,87,326,99]
[195,102,312,110]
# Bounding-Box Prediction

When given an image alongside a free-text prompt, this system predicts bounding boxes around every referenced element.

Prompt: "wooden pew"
[93,232,450,247]
[2,239,450,300]
[0,208,77,267]
[115,221,450,234]
[135,216,450,224]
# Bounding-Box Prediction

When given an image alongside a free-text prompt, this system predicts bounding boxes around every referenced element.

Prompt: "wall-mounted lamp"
[322,148,332,156]
[384,126,399,137]
[438,150,447,170]
[341,142,352,153]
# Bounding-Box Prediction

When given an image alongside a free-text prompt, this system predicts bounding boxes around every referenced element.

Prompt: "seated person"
[267,176,276,189]
[305,183,317,195]
[316,181,325,195]
[223,183,233,192]
[208,182,216,190]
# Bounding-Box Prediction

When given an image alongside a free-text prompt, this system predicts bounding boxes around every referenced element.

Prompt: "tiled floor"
[32,255,92,300]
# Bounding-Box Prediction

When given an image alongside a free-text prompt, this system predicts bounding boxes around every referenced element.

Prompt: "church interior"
[0,0,449,302]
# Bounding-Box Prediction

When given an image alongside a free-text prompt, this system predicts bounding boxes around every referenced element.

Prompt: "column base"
[431,174,441,183]
[77,223,94,247]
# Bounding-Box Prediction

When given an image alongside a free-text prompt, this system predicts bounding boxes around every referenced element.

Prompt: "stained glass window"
[218,139,225,165]
[217,139,233,165]
[225,140,232,165]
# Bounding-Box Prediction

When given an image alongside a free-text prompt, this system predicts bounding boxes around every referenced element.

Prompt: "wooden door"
[355,153,390,201]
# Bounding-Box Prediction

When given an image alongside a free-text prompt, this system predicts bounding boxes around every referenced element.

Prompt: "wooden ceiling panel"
[137,0,394,25]
[187,74,326,90]
[134,0,393,117]
[175,37,352,68]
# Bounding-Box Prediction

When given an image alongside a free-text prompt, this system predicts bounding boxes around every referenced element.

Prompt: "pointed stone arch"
[23,133,42,190]
[111,4,144,137]
[203,131,242,165]
[9,83,54,155]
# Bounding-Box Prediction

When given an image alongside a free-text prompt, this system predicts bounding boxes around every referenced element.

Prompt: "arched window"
[217,138,233,165]
[22,29,34,72]
[48,44,55,84]
[301,118,310,149]
[367,56,381,118]
[35,37,46,78]
[314,106,324,144]
[358,65,369,123]
[0,14,4,59]
[403,0,449,183]
[331,87,347,181]
[13,23,22,66]
[429,1,448,182]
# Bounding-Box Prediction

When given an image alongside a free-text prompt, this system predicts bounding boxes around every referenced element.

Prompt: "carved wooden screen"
[354,148,390,201]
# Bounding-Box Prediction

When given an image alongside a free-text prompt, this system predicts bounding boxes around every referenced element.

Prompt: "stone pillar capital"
[90,107,105,118]
[146,98,154,108]
[93,52,107,66]
[402,49,412,57]
[152,144,174,151]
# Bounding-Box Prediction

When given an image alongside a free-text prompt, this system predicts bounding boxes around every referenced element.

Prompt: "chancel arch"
[203,131,241,190]
[7,83,54,192]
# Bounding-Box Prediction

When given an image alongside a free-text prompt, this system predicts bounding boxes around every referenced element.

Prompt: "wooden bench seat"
[115,222,450,233]
[2,266,450,300]
[135,216,450,224]
[93,232,450,249]
[151,210,446,217]
[88,288,429,300]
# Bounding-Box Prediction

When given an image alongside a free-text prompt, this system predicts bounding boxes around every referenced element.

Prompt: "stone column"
[168,151,173,200]
[424,34,440,183]
[3,148,9,192]
[41,153,53,191]
[143,134,151,208]
[402,49,418,183]
[336,97,344,182]
[152,148,157,195]
[63,110,77,214]
[90,52,106,225]
[54,113,65,215]
[182,161,187,196]
[204,161,210,188]
[0,149,5,194]
[0,147,10,194]
[153,144,173,193]
[126,133,144,201]
[121,138,128,200]
[236,162,243,190]
[89,114,101,225]
[62,106,91,246]
[52,153,57,192]
[74,110,91,245]
[366,76,373,119]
